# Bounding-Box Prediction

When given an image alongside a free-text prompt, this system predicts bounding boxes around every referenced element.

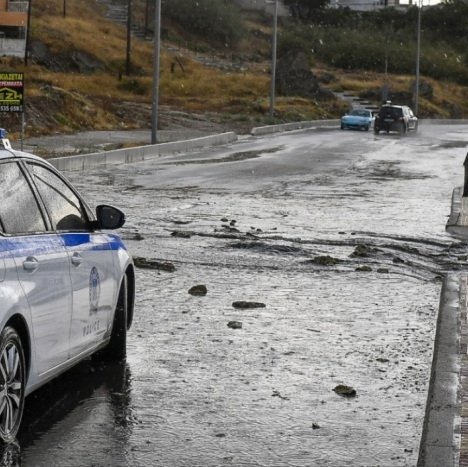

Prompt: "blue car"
[0,133,134,443]
[340,109,375,131]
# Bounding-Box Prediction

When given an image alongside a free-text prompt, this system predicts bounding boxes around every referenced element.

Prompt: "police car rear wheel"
[103,275,128,361]
[0,327,25,444]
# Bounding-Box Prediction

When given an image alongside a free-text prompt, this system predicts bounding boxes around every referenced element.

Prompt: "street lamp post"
[24,0,32,66]
[269,0,278,118]
[151,0,161,144]
[414,0,421,114]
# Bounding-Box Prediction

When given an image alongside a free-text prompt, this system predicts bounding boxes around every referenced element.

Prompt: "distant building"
[330,0,407,10]
[0,0,28,57]
[233,0,409,13]
[232,0,289,16]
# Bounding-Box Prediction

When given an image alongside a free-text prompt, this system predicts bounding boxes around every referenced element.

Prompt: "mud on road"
[11,125,468,466]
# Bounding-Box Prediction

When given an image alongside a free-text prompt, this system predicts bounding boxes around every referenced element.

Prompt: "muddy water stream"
[16,125,468,466]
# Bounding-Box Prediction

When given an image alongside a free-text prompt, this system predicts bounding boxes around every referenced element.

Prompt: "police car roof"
[0,146,48,164]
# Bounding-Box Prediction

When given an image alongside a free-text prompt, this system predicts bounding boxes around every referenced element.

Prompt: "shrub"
[282,21,468,84]
[277,30,313,61]
[162,0,245,47]
[117,78,149,95]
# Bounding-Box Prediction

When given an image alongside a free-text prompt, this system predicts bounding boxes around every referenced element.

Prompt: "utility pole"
[126,0,132,75]
[269,0,278,118]
[382,35,389,102]
[151,0,161,144]
[414,0,421,114]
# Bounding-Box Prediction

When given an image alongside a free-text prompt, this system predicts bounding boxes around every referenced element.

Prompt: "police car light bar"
[0,128,12,150]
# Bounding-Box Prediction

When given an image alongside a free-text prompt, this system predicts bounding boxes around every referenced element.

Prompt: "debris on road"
[171,230,192,238]
[272,390,289,400]
[227,320,243,329]
[232,301,266,309]
[351,245,372,257]
[311,255,340,266]
[188,285,208,296]
[333,384,357,397]
[133,256,176,272]
[377,268,390,273]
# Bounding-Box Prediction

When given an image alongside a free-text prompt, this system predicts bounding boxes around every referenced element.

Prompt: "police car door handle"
[23,256,39,271]
[71,252,83,266]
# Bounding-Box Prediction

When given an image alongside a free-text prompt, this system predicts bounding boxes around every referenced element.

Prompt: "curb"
[48,120,468,172]
[417,273,461,467]
[49,132,238,172]
[249,119,468,137]
[446,187,468,241]
[251,119,339,136]
[419,119,468,125]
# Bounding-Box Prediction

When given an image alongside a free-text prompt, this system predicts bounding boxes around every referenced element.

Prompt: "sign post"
[0,72,25,149]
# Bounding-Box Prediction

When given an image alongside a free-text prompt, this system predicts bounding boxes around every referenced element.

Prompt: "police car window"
[28,163,89,231]
[0,162,47,234]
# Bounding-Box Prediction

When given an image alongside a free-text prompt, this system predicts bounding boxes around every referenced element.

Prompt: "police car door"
[0,160,72,375]
[26,162,116,357]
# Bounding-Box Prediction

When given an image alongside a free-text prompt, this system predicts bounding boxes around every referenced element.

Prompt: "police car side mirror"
[96,205,126,230]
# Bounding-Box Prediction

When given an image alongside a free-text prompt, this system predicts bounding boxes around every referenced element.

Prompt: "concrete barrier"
[49,132,238,171]
[251,119,340,136]
[419,119,468,125]
[250,119,468,137]
[49,119,468,172]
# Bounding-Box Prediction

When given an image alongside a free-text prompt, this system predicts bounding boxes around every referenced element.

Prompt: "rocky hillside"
[1,0,467,139]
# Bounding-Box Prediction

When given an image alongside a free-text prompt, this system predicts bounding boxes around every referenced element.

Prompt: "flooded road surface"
[15,124,468,466]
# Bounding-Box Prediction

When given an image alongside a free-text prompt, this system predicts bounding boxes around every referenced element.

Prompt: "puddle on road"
[437,140,468,149]
[167,146,285,166]
[353,160,434,181]
[122,264,438,467]
[32,138,464,467]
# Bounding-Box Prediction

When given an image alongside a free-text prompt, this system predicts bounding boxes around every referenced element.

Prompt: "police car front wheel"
[0,327,25,444]
[102,275,128,361]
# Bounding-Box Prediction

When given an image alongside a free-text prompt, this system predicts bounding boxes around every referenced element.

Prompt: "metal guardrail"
[0,38,26,56]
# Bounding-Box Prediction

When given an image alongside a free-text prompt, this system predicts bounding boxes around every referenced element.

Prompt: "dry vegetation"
[1,0,468,138]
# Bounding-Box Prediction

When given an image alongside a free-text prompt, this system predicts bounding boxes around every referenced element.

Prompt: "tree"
[283,0,329,21]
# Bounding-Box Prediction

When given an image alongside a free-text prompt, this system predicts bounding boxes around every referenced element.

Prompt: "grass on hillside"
[17,0,327,135]
[1,0,468,137]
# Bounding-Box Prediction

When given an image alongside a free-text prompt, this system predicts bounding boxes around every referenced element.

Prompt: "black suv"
[374,103,418,134]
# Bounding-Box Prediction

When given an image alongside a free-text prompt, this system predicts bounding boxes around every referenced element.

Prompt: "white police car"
[0,131,134,443]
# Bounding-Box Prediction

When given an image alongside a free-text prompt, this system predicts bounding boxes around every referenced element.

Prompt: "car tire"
[399,122,407,134]
[365,125,369,131]
[340,123,345,130]
[102,275,128,361]
[0,327,25,444]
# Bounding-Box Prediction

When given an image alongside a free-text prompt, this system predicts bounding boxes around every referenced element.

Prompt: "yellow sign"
[0,72,24,113]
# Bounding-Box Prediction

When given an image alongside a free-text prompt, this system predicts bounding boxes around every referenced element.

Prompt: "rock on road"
[13,124,468,467]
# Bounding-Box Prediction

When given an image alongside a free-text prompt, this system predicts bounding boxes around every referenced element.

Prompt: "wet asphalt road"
[10,124,468,466]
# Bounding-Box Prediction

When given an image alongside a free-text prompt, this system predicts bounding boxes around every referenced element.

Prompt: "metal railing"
[7,1,29,13]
